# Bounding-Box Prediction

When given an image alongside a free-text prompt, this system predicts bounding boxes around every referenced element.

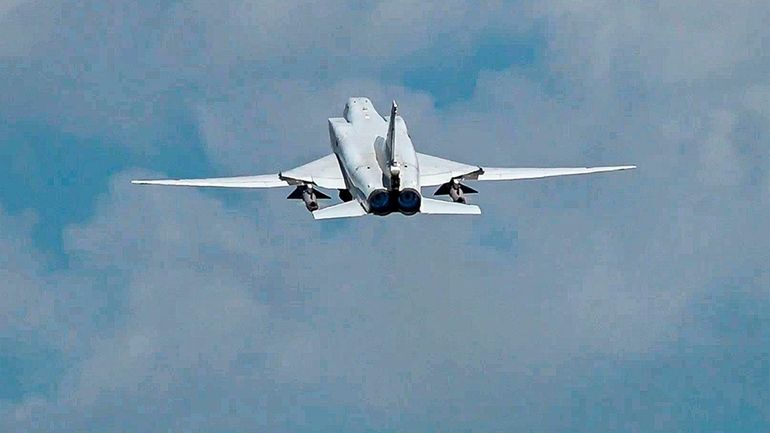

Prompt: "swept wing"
[131,174,288,188]
[417,153,481,187]
[470,165,637,181]
[132,154,346,190]
[417,153,635,186]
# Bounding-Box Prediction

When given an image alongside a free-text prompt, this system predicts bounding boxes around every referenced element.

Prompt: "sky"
[0,1,769,432]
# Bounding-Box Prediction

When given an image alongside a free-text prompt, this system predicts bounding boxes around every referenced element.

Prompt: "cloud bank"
[1,1,769,432]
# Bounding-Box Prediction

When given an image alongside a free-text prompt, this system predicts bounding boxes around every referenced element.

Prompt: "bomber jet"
[132,98,635,219]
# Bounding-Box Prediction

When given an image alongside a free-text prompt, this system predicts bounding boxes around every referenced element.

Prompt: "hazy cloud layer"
[1,1,769,432]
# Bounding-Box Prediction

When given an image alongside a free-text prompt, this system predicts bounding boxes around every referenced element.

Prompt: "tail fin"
[385,100,397,164]
[385,100,400,188]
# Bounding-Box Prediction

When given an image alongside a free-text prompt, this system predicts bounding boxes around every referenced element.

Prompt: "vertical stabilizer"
[385,100,400,188]
[385,101,397,164]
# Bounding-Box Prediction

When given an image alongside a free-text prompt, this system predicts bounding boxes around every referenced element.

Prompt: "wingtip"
[604,165,636,170]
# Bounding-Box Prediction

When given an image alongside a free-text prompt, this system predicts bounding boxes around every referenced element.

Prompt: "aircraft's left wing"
[280,154,346,189]
[131,174,289,188]
[132,154,347,190]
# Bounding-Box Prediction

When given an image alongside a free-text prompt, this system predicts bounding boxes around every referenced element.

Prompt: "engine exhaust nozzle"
[397,188,421,215]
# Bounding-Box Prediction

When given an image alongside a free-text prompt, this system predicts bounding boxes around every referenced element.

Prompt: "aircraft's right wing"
[417,153,481,187]
[469,166,636,181]
[417,153,635,186]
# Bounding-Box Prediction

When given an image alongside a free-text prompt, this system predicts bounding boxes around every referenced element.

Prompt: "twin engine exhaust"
[290,178,474,214]
[289,184,421,215]
[368,188,421,216]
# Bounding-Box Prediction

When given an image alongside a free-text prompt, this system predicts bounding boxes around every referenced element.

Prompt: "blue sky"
[1,1,769,432]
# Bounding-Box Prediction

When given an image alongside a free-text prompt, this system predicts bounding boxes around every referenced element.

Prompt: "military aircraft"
[132,98,635,219]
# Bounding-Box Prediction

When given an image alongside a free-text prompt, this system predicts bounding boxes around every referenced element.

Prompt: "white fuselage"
[328,97,421,215]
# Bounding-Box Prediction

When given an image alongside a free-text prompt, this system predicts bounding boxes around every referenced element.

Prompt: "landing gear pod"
[434,179,478,203]
[448,184,465,204]
[287,185,330,212]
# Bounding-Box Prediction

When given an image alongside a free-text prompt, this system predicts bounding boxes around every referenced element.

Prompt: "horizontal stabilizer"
[473,165,636,181]
[312,200,368,220]
[131,174,288,188]
[420,198,481,215]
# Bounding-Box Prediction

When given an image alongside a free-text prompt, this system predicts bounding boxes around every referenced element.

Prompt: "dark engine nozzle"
[368,189,391,215]
[397,188,421,215]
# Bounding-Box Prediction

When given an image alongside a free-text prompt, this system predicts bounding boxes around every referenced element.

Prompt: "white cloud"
[2,0,770,431]
[0,0,527,147]
[743,84,770,119]
[3,159,716,431]
[0,209,53,338]
[696,110,743,186]
[535,0,770,83]
[0,0,25,16]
